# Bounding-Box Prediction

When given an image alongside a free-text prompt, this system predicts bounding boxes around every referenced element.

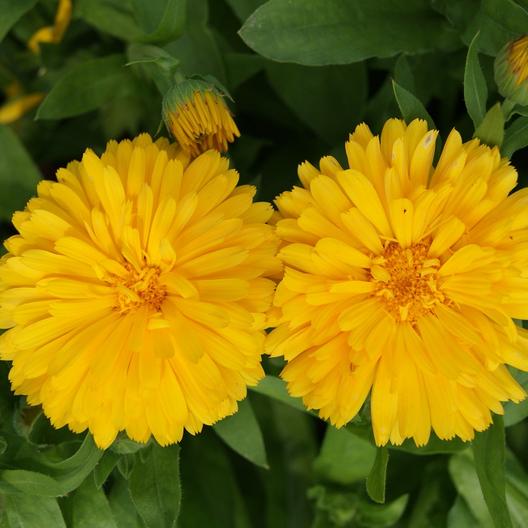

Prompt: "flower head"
[0,134,280,448]
[495,35,528,106]
[269,118,528,447]
[162,78,240,158]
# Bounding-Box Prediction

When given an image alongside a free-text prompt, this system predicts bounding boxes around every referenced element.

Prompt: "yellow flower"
[268,118,528,447]
[495,35,528,106]
[0,133,280,448]
[0,93,44,124]
[162,79,240,158]
[28,0,72,53]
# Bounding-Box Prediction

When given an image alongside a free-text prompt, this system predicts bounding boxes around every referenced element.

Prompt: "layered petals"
[0,134,280,448]
[269,118,528,446]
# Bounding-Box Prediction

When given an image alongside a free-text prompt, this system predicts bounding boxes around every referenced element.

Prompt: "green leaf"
[178,432,252,528]
[0,438,7,456]
[472,415,513,528]
[309,488,407,527]
[464,32,488,128]
[504,450,528,527]
[224,53,266,91]
[266,62,367,144]
[449,449,528,527]
[0,470,64,497]
[116,455,135,481]
[36,434,104,495]
[108,476,143,528]
[164,0,226,83]
[392,80,435,129]
[394,54,416,93]
[70,478,118,528]
[129,444,181,528]
[36,55,133,120]
[314,426,376,485]
[474,102,505,147]
[512,105,528,118]
[93,451,120,489]
[239,0,452,66]
[213,398,268,469]
[308,485,360,527]
[502,116,528,158]
[409,461,460,528]
[249,376,309,414]
[366,446,389,504]
[462,0,528,56]
[2,494,66,528]
[110,436,148,455]
[504,398,528,427]
[0,125,40,220]
[0,0,37,41]
[357,494,409,527]
[126,43,179,95]
[225,0,265,21]
[126,43,179,73]
[76,0,144,41]
[449,452,494,528]
[447,496,479,528]
[131,0,186,43]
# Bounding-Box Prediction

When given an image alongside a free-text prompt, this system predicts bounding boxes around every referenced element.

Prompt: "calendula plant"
[1,1,528,528]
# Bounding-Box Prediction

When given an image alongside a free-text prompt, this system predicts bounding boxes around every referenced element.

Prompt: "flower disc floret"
[371,240,445,323]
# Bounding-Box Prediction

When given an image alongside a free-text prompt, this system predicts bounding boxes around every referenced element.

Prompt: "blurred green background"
[1,0,528,526]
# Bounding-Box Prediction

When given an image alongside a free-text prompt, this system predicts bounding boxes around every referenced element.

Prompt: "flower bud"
[495,35,528,106]
[162,78,240,157]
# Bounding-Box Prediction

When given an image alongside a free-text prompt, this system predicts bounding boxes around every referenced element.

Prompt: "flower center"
[113,265,167,314]
[369,241,444,323]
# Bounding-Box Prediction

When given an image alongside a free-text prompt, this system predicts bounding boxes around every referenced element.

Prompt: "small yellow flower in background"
[495,35,528,106]
[162,78,240,158]
[0,92,44,125]
[268,118,528,447]
[28,0,72,54]
[0,133,280,448]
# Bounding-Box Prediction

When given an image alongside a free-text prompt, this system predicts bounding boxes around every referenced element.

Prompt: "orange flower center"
[114,265,167,313]
[370,241,444,323]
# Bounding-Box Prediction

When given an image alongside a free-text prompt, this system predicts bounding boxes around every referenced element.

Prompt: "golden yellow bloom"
[268,118,528,447]
[495,35,528,106]
[28,0,72,53]
[0,133,280,448]
[0,93,44,124]
[162,79,240,158]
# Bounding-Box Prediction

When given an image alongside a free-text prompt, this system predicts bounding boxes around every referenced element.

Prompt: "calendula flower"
[268,118,528,447]
[28,0,72,53]
[495,35,528,106]
[162,78,240,158]
[0,133,280,448]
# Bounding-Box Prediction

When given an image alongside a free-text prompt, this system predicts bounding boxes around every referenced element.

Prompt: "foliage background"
[1,0,528,526]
